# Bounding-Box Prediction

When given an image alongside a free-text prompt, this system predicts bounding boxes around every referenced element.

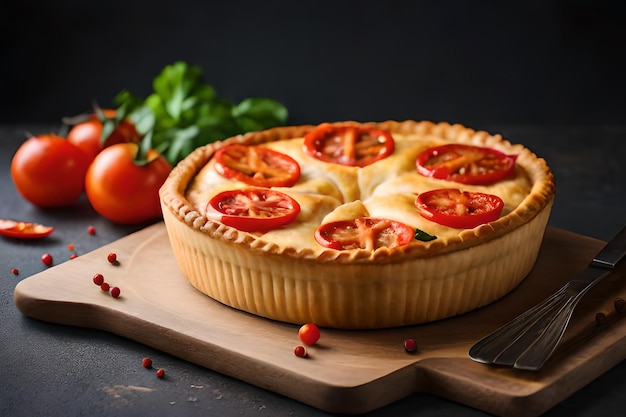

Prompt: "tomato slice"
[206,188,301,232]
[214,144,301,187]
[314,217,414,251]
[415,188,504,229]
[416,144,517,185]
[303,123,395,167]
[0,219,54,239]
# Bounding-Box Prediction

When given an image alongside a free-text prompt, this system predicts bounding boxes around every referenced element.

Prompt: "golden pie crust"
[159,120,555,329]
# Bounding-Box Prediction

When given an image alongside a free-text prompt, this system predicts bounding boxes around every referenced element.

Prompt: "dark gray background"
[2,0,625,128]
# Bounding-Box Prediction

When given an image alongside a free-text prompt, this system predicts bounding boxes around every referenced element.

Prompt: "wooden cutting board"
[13,223,626,416]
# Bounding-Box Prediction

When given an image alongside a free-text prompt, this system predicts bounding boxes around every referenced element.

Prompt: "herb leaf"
[415,228,437,242]
[232,97,289,132]
[115,61,288,166]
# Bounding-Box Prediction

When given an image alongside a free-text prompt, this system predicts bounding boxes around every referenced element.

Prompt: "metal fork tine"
[513,274,610,370]
[513,297,578,370]
[493,291,572,366]
[468,286,569,364]
[469,270,613,369]
[469,224,625,371]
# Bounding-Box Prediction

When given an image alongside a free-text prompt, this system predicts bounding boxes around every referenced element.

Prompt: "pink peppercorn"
[404,338,418,353]
[107,252,118,265]
[294,345,307,358]
[142,358,153,369]
[93,273,104,286]
[41,253,53,267]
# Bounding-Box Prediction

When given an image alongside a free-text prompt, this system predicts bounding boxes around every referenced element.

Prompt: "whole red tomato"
[11,134,91,207]
[67,109,139,161]
[85,143,172,224]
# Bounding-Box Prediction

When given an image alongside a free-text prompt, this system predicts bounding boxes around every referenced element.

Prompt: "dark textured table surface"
[1,124,625,417]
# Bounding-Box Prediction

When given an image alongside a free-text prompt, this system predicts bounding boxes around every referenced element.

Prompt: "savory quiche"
[159,120,555,329]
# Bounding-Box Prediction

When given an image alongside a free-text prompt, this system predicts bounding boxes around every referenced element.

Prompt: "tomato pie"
[159,120,555,329]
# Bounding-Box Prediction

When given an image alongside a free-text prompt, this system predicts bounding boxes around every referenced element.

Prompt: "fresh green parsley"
[114,61,288,166]
[415,228,437,242]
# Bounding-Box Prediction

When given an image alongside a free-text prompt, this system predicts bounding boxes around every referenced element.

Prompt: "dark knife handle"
[592,224,626,269]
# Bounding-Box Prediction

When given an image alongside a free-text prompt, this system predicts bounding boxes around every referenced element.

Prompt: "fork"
[469,225,626,371]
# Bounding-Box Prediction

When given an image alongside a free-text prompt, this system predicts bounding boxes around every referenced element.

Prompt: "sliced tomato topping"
[206,188,301,233]
[416,144,517,185]
[314,217,414,251]
[303,123,395,167]
[415,188,504,229]
[0,219,54,239]
[214,144,301,187]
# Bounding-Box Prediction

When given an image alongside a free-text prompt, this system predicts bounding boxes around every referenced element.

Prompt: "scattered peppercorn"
[93,273,104,286]
[142,357,153,369]
[11,268,19,275]
[92,274,122,298]
[615,298,626,313]
[69,253,78,260]
[294,345,307,358]
[156,368,165,378]
[107,252,118,265]
[41,253,53,267]
[595,312,607,326]
[110,287,121,298]
[404,338,418,353]
[67,243,75,251]
[87,226,96,235]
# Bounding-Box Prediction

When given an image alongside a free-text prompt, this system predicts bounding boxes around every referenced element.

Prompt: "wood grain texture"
[13,223,626,416]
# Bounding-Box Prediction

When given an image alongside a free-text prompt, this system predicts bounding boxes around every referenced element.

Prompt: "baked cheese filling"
[185,132,533,255]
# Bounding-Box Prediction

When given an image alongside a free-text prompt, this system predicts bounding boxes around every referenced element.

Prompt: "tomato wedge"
[303,123,395,167]
[214,144,301,187]
[0,219,54,239]
[416,144,517,185]
[415,188,504,229]
[314,217,414,251]
[206,188,301,233]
